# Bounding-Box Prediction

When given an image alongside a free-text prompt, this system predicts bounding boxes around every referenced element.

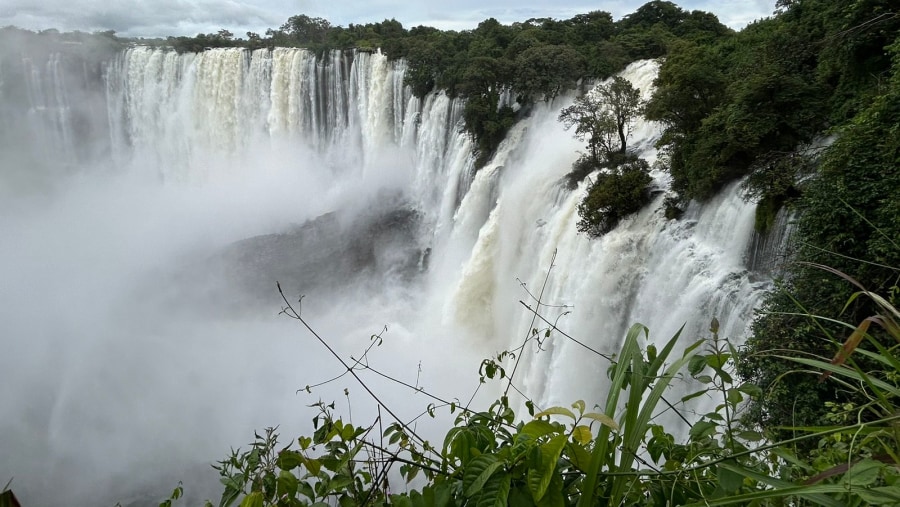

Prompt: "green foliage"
[559,77,644,164]
[188,305,900,507]
[741,46,900,440]
[576,156,653,238]
[513,45,585,101]
[558,76,651,239]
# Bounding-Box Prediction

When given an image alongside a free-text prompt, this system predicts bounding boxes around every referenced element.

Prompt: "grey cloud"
[0,0,774,37]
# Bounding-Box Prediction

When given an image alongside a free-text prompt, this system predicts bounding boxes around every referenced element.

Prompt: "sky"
[0,0,776,39]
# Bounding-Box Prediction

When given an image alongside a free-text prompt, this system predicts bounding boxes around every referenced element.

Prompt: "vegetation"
[141,1,733,167]
[558,76,652,239]
[160,271,900,507]
[576,157,653,238]
[7,0,900,499]
[740,35,900,441]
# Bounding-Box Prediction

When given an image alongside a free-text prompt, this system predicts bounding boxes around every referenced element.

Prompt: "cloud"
[0,0,774,37]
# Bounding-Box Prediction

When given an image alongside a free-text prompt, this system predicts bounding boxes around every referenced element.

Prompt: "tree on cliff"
[559,76,652,238]
[558,76,643,164]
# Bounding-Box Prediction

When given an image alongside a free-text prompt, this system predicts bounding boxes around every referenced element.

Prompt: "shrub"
[576,156,652,237]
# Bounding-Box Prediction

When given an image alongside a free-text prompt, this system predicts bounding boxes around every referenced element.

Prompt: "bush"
[576,156,653,237]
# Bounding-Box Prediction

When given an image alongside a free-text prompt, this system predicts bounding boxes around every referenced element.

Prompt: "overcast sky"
[0,0,775,39]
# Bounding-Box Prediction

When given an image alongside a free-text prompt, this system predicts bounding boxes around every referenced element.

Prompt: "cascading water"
[1,47,780,506]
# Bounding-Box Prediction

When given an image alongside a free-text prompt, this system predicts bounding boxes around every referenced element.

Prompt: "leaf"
[476,472,511,507]
[737,383,762,399]
[238,493,263,507]
[681,388,709,403]
[464,454,503,497]
[536,472,564,507]
[689,420,717,441]
[854,486,900,504]
[822,318,873,381]
[431,481,452,507]
[328,476,354,493]
[304,457,322,476]
[717,463,743,493]
[566,441,592,472]
[277,471,298,498]
[572,425,592,445]
[726,388,743,407]
[509,486,535,507]
[391,495,414,507]
[688,354,707,375]
[519,420,558,441]
[844,459,882,487]
[533,407,576,420]
[277,450,304,471]
[527,434,568,502]
[737,430,763,442]
[571,400,586,414]
[581,412,619,431]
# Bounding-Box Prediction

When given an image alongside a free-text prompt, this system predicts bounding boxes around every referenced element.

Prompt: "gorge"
[1,44,788,506]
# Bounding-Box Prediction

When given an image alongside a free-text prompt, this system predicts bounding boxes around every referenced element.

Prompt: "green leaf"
[509,486,535,507]
[519,420,558,441]
[219,485,242,507]
[737,430,763,442]
[688,354,707,375]
[340,423,355,442]
[737,383,762,398]
[305,457,322,476]
[277,471,298,498]
[328,476,354,493]
[581,412,619,431]
[572,425,592,445]
[238,493,263,507]
[391,494,414,507]
[533,407,576,420]
[726,388,743,407]
[854,486,900,504]
[566,441,592,472]
[278,450,304,471]
[476,472,512,507]
[571,400,586,414]
[681,388,709,403]
[535,472,564,507]
[689,420,717,441]
[298,481,315,501]
[844,459,882,487]
[464,454,504,497]
[430,481,452,507]
[409,490,425,507]
[527,434,568,502]
[717,463,743,493]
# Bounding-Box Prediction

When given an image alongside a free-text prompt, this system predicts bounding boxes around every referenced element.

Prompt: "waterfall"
[0,48,779,506]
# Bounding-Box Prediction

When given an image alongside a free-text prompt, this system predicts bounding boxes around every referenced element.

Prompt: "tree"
[558,76,643,164]
[280,14,331,44]
[514,44,585,101]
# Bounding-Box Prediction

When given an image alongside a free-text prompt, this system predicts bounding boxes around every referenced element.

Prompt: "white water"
[1,49,772,506]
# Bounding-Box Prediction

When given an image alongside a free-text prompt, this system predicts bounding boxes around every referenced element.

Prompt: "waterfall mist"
[1,46,779,506]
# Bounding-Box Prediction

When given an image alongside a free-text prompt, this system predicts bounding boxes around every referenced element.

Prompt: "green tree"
[513,44,585,101]
[559,76,643,164]
[280,14,331,44]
